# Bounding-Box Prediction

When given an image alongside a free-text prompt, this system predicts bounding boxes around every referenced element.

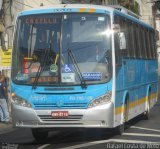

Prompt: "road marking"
[59,140,112,149]
[123,132,160,138]
[36,126,160,149]
[131,126,160,133]
[37,144,50,149]
[58,139,160,149]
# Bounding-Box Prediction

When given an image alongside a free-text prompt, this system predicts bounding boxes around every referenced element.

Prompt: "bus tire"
[142,93,151,120]
[32,128,48,142]
[115,123,124,135]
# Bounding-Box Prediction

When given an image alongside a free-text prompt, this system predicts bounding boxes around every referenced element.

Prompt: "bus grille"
[38,115,83,122]
[34,103,87,109]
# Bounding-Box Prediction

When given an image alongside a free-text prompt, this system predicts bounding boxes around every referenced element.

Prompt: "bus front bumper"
[11,102,114,128]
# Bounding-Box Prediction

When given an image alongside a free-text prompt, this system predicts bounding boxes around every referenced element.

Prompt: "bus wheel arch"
[115,92,129,135]
[120,91,129,124]
[123,93,129,123]
[143,86,151,120]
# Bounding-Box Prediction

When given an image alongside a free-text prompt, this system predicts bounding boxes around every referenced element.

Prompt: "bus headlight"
[88,92,112,108]
[11,93,32,108]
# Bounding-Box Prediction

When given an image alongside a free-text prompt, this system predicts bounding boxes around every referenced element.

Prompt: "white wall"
[12,0,62,23]
[135,0,154,26]
[23,0,61,9]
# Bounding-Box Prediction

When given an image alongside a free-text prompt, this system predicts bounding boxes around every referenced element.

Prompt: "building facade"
[135,0,154,26]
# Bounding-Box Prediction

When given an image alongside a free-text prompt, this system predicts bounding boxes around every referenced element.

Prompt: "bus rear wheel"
[32,128,48,142]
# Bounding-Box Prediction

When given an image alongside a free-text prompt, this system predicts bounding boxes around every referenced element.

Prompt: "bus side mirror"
[113,24,127,50]
[1,32,9,51]
[118,32,126,50]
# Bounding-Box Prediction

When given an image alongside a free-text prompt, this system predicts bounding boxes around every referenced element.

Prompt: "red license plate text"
[51,111,69,118]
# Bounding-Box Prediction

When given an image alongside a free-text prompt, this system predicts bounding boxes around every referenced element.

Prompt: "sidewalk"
[0,122,13,134]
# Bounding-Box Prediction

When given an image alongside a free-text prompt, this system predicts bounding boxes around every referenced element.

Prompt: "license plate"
[51,111,69,118]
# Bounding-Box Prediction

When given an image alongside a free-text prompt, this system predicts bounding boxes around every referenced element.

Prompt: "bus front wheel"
[115,123,124,135]
[32,128,48,142]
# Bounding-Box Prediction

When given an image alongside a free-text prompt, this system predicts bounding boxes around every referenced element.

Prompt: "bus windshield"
[12,13,112,86]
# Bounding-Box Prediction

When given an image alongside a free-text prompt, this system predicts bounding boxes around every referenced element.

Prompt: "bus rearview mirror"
[118,32,127,50]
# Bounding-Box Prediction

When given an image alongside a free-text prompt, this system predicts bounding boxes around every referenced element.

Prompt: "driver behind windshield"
[33,29,57,65]
[35,29,49,51]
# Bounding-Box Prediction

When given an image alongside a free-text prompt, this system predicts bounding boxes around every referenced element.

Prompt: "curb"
[0,123,14,134]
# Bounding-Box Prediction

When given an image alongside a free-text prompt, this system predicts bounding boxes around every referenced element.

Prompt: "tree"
[155,0,160,11]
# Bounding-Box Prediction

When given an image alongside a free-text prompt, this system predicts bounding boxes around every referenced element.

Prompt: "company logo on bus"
[56,100,64,107]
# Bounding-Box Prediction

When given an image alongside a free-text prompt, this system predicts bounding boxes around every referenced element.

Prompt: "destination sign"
[25,18,56,24]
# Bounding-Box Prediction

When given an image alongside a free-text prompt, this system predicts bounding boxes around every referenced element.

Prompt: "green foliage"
[134,1,140,15]
[117,0,140,15]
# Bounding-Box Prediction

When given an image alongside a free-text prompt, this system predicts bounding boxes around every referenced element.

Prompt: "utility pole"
[1,0,13,77]
[3,0,13,47]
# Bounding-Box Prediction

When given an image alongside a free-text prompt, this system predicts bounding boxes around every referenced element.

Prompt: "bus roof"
[113,9,154,30]
[19,4,113,16]
[19,4,154,30]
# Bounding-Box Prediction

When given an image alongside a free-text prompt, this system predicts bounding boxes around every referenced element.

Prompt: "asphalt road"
[0,101,160,149]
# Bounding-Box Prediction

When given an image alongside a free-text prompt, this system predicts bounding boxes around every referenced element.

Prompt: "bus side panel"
[115,59,158,127]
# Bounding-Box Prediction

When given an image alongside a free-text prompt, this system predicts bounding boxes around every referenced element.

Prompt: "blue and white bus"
[10,4,158,140]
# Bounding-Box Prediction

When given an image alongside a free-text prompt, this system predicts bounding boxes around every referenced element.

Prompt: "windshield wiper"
[67,48,87,89]
[32,45,51,89]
